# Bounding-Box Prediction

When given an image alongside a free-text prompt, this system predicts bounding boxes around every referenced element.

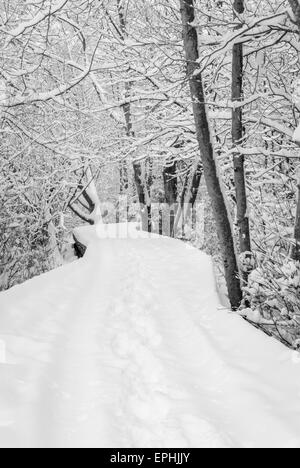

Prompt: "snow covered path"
[1,224,300,448]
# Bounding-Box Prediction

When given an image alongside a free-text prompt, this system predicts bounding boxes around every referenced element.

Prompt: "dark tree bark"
[232,0,251,258]
[190,162,203,207]
[133,161,152,232]
[292,181,300,261]
[288,1,300,260]
[180,0,242,310]
[133,162,152,232]
[163,160,178,237]
[73,234,87,258]
[177,172,190,237]
[190,162,203,229]
[120,161,129,194]
[117,0,129,194]
[289,0,300,34]
[176,162,203,236]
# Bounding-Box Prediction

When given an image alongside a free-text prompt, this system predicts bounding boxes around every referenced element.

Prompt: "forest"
[1,0,300,348]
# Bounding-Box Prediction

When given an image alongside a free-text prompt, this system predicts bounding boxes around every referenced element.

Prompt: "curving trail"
[1,224,300,448]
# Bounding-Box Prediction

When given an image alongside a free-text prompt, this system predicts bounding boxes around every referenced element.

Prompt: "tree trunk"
[289,0,300,34]
[122,81,151,231]
[190,163,203,207]
[133,161,151,232]
[120,162,129,194]
[190,162,203,229]
[291,165,300,261]
[232,0,251,261]
[45,205,63,267]
[293,182,300,261]
[117,0,151,231]
[174,162,203,236]
[163,159,178,237]
[289,8,300,260]
[180,0,242,310]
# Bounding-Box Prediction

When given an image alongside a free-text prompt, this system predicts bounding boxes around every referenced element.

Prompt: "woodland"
[1,0,300,347]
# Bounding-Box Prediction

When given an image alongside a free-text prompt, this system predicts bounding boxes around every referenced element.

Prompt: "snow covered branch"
[2,0,69,43]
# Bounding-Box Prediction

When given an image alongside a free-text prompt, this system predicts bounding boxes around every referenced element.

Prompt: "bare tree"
[116,0,151,232]
[163,158,178,237]
[232,0,251,264]
[180,0,242,310]
[292,172,300,261]
[288,1,300,260]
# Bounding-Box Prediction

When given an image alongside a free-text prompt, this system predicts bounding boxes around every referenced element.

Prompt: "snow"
[5,0,69,40]
[3,68,90,108]
[293,123,300,146]
[1,223,300,448]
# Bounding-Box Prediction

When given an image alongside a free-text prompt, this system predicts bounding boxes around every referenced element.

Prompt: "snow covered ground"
[1,223,300,448]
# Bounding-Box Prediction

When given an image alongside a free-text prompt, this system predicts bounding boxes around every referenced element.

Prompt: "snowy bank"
[0,224,300,448]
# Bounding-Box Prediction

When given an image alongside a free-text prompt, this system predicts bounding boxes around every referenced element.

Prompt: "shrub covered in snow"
[242,256,300,348]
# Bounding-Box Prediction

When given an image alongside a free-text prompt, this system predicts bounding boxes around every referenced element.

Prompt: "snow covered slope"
[1,223,300,448]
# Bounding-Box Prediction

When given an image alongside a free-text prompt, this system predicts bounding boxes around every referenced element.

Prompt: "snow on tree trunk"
[117,0,151,231]
[180,0,242,310]
[290,3,300,261]
[190,162,203,229]
[44,206,63,267]
[292,168,300,261]
[121,85,151,232]
[84,167,102,225]
[120,81,132,194]
[174,161,203,237]
[163,160,178,237]
[232,0,252,261]
[133,162,152,232]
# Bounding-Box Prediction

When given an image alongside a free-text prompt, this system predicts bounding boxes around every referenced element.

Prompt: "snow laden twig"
[1,37,101,109]
[1,0,70,43]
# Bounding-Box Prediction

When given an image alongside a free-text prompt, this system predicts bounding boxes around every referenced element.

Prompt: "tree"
[115,0,152,232]
[0,0,107,288]
[174,160,203,237]
[292,169,300,261]
[290,5,300,260]
[232,0,252,263]
[180,0,242,310]
[289,0,300,34]
[163,158,178,237]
